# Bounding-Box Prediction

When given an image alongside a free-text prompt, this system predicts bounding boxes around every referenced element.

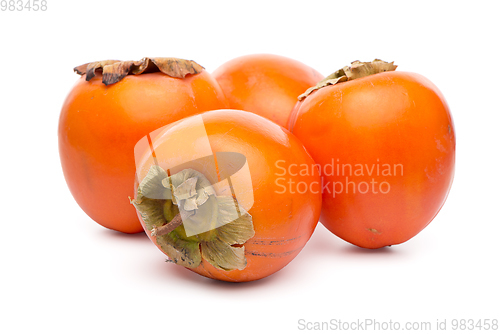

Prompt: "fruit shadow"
[100,228,151,244]
[305,224,398,259]
[164,259,288,290]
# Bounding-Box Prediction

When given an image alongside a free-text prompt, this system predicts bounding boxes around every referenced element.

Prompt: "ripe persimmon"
[289,60,455,249]
[213,54,323,128]
[132,109,322,282]
[59,58,228,233]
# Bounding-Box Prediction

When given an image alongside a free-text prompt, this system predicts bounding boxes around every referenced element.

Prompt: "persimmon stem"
[298,59,397,101]
[151,213,183,237]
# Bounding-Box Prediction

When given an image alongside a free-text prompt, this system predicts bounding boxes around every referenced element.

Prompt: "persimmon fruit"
[289,60,455,249]
[58,58,228,233]
[213,54,324,128]
[132,109,322,282]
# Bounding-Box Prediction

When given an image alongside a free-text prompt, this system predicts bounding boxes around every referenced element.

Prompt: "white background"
[1,1,499,333]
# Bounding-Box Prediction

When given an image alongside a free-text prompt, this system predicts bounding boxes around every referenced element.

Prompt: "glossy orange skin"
[135,109,322,282]
[59,71,228,233]
[289,71,455,248]
[213,54,324,128]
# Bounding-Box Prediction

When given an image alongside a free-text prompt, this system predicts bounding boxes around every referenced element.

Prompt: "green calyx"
[131,166,255,271]
[298,59,397,101]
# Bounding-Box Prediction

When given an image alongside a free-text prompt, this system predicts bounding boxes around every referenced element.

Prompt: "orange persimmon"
[213,54,324,128]
[59,58,228,233]
[289,60,455,249]
[132,109,322,282]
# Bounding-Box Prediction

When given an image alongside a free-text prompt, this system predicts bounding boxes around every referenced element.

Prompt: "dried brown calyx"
[298,59,397,101]
[74,57,205,86]
[130,166,255,271]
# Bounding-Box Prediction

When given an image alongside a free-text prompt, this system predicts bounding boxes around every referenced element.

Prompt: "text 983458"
[1,0,47,11]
